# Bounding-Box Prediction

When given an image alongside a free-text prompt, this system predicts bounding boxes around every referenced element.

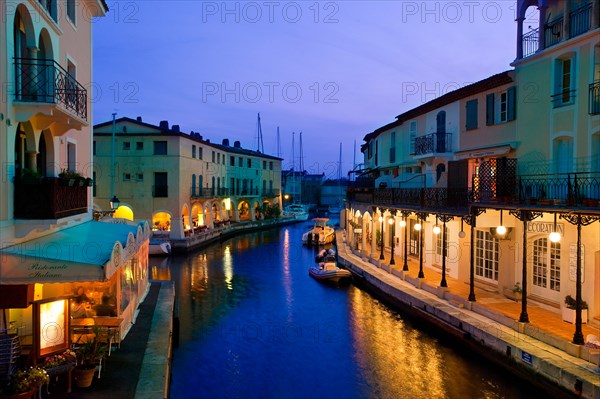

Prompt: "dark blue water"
[162,220,547,399]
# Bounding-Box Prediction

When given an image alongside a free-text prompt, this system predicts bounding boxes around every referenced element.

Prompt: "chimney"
[234,140,241,148]
[222,138,230,146]
[136,116,142,122]
[159,120,169,130]
[172,125,180,133]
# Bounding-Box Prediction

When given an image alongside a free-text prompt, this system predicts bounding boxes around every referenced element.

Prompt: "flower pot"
[562,307,588,324]
[73,366,95,388]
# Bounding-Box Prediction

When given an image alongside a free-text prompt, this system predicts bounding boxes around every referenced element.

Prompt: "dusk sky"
[93,1,519,179]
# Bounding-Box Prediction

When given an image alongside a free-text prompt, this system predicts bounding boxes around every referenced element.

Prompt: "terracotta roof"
[362,70,514,144]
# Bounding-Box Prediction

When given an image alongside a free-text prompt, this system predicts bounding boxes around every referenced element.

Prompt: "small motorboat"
[302,218,335,246]
[149,239,171,256]
[309,261,351,283]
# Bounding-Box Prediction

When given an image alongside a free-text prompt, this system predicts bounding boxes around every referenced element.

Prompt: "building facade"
[0,0,150,368]
[347,0,599,348]
[93,117,283,239]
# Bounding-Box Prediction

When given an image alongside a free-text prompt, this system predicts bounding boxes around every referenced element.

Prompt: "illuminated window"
[475,230,498,281]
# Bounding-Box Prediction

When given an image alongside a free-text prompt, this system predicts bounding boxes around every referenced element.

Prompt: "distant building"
[281,169,324,208]
[320,179,349,208]
[93,117,282,239]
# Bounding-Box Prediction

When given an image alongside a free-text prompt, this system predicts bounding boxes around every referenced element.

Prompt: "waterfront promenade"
[336,230,600,399]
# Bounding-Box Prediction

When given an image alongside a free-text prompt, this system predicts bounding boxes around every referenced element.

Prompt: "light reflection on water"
[168,221,549,399]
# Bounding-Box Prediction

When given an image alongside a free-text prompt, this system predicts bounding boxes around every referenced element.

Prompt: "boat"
[309,260,351,283]
[283,203,309,221]
[302,218,335,246]
[149,239,171,256]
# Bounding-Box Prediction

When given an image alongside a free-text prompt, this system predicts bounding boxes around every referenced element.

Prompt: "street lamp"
[401,212,409,271]
[388,217,395,265]
[93,195,121,221]
[549,213,561,243]
[379,215,384,260]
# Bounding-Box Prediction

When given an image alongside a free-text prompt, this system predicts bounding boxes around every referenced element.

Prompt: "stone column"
[516,16,524,60]
[170,215,185,239]
[27,47,39,100]
[26,151,37,171]
[370,217,377,258]
[539,5,548,50]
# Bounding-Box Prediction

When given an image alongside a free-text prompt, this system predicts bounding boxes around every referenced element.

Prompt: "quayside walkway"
[336,230,600,399]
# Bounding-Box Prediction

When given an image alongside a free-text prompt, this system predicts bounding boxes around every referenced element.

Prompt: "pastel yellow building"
[93,117,282,240]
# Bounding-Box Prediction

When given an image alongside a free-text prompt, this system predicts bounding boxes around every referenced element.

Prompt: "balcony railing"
[544,16,564,48]
[522,28,539,58]
[153,185,168,198]
[14,177,87,219]
[590,82,600,115]
[348,172,600,211]
[414,133,451,156]
[569,2,592,38]
[14,58,87,120]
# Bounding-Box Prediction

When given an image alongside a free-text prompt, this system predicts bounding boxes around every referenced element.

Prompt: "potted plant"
[58,168,84,186]
[512,282,522,302]
[19,168,43,184]
[0,367,49,398]
[73,330,108,388]
[562,294,588,324]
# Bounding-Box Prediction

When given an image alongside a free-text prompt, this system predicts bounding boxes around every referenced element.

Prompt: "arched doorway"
[238,201,250,221]
[152,212,171,232]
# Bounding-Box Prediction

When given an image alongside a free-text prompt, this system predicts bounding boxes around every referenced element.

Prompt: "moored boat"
[302,218,335,246]
[309,261,351,283]
[283,203,309,222]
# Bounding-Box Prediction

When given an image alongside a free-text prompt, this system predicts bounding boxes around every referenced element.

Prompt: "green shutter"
[486,94,495,126]
[507,86,516,121]
[466,99,478,130]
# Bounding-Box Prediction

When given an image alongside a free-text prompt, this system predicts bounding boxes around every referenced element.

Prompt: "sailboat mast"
[276,126,281,158]
[338,142,342,180]
[299,132,304,172]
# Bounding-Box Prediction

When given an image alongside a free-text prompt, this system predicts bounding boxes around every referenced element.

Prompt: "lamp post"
[93,195,120,221]
[388,216,395,266]
[415,212,427,279]
[379,214,384,260]
[401,211,410,271]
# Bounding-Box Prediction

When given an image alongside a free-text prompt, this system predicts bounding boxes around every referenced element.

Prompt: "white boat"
[149,239,171,256]
[302,218,335,246]
[283,203,309,221]
[309,261,351,283]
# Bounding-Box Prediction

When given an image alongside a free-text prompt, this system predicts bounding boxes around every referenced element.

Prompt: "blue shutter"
[486,94,495,126]
[507,87,516,121]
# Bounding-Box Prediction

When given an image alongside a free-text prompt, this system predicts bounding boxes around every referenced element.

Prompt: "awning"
[0,220,150,285]
[454,144,515,160]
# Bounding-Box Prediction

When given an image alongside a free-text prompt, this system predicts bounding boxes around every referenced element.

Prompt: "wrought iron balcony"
[14,177,88,219]
[14,58,87,120]
[522,28,539,58]
[552,89,576,108]
[544,16,563,48]
[590,82,600,115]
[414,132,452,156]
[569,2,592,38]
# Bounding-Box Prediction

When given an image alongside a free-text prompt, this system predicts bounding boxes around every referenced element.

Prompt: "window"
[153,172,168,197]
[136,173,143,181]
[192,145,196,158]
[263,180,267,193]
[93,141,96,155]
[466,99,478,130]
[533,238,561,291]
[263,161,267,169]
[123,173,131,181]
[123,142,131,150]
[553,137,574,174]
[67,0,76,24]
[269,161,273,170]
[435,225,448,264]
[475,230,499,281]
[409,121,417,154]
[247,158,251,168]
[409,219,420,256]
[198,147,203,160]
[230,156,235,166]
[487,87,516,124]
[217,153,220,163]
[136,142,143,150]
[153,141,167,155]
[238,157,243,167]
[212,151,215,163]
[554,58,575,107]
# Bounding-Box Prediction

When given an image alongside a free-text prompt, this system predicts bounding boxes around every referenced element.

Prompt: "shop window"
[475,230,498,281]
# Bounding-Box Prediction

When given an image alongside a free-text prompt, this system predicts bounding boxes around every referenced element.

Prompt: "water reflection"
[223,246,233,290]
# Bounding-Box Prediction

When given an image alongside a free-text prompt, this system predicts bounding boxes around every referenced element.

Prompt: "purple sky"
[93,1,518,179]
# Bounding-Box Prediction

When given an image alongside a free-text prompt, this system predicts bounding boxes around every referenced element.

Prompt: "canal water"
[161,219,549,399]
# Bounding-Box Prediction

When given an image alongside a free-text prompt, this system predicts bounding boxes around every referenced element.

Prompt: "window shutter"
[507,86,516,121]
[486,94,495,126]
[466,99,478,130]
